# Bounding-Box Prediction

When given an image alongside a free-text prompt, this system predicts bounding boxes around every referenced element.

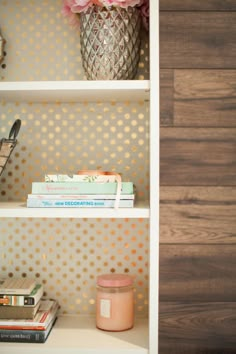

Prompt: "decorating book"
[0,299,59,330]
[0,284,43,306]
[0,278,36,295]
[27,199,134,208]
[0,318,57,343]
[0,301,41,320]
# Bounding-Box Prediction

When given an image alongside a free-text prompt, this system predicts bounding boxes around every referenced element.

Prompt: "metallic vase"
[80,6,141,80]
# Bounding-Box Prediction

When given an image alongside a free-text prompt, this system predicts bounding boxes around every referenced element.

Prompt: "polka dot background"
[0,0,150,317]
[0,217,149,315]
[0,0,149,81]
[0,101,149,201]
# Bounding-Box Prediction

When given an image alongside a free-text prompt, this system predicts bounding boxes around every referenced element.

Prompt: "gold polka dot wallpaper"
[0,0,150,317]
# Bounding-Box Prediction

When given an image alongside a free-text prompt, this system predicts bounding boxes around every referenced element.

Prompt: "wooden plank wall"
[159,1,236,353]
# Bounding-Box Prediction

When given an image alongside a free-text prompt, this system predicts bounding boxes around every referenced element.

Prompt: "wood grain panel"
[160,127,236,186]
[160,69,174,126]
[159,302,236,353]
[160,0,236,11]
[160,12,236,68]
[160,186,236,243]
[174,70,236,127]
[159,245,236,301]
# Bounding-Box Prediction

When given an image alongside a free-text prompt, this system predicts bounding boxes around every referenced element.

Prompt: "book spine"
[31,182,133,195]
[27,199,134,208]
[0,295,31,306]
[0,284,43,306]
[27,194,135,200]
[0,329,47,343]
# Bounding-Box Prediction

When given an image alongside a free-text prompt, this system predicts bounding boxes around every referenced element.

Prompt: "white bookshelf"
[0,0,159,353]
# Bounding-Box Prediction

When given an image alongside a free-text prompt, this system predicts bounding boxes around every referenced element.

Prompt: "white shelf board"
[0,81,150,103]
[0,201,150,218]
[0,315,148,354]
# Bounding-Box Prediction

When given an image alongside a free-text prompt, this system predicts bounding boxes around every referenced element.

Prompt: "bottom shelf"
[0,315,148,354]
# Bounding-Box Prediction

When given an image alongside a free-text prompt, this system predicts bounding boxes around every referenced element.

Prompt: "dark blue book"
[0,317,57,343]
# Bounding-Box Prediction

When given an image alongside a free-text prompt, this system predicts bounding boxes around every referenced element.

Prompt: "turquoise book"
[31,182,134,195]
[27,199,134,208]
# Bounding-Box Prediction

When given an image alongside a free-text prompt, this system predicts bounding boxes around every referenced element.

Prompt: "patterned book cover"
[45,174,118,183]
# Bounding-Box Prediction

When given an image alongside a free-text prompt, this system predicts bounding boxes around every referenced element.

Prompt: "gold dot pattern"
[0,101,149,201]
[0,0,149,81]
[0,218,149,316]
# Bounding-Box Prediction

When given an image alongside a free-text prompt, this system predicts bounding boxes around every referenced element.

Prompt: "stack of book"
[0,278,59,343]
[27,173,135,208]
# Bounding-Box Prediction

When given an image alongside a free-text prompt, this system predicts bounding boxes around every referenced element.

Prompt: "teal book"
[27,199,134,208]
[31,182,134,195]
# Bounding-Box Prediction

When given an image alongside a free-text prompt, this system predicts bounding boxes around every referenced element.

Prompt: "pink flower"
[71,0,94,13]
[62,0,80,28]
[139,0,149,30]
[102,0,141,8]
[62,0,149,30]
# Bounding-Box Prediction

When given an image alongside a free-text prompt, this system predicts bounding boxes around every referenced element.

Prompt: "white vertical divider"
[149,0,160,353]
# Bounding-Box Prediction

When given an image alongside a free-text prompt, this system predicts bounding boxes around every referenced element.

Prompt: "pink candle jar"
[96,273,134,331]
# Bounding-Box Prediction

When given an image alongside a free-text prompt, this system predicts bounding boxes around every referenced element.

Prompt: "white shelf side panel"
[149,0,160,353]
[0,316,148,354]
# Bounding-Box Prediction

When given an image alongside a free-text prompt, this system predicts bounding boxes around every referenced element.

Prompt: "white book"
[27,198,134,208]
[27,193,135,200]
[0,278,36,295]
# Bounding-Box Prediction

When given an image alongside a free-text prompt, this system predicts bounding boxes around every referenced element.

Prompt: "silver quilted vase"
[80,6,141,80]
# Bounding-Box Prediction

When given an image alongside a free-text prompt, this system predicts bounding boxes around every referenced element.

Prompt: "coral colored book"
[0,299,59,330]
[0,317,57,343]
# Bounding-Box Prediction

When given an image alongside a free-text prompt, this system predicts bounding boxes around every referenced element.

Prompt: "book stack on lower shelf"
[0,278,59,343]
[27,173,135,208]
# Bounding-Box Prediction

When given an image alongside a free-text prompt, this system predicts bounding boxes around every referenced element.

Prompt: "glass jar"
[96,273,134,331]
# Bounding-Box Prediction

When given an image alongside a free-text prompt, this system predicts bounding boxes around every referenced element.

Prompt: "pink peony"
[70,0,94,13]
[62,0,149,30]
[62,0,80,28]
[102,0,141,8]
[139,0,149,30]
